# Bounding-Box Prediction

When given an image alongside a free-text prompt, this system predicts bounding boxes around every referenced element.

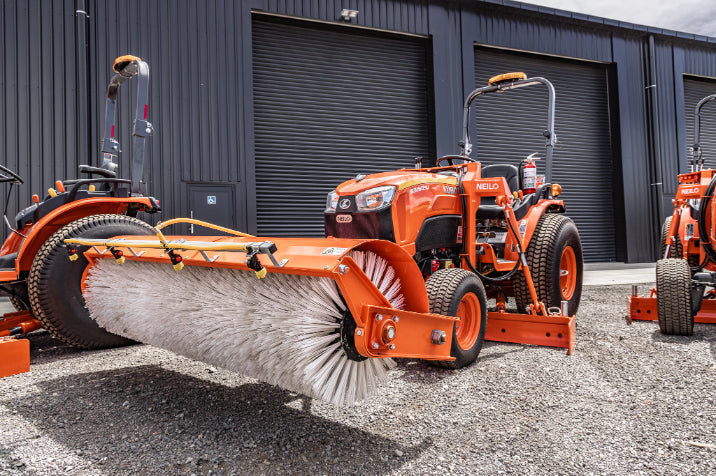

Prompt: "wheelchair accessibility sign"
[207,195,217,205]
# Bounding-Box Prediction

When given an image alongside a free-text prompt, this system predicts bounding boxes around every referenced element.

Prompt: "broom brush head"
[83,250,403,406]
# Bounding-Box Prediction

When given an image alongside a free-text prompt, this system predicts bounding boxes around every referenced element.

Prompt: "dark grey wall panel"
[473,47,617,262]
[262,0,429,35]
[462,5,613,64]
[86,0,250,232]
[0,0,79,243]
[684,46,716,79]
[684,77,716,169]
[252,17,433,236]
[653,41,680,195]
[612,36,656,262]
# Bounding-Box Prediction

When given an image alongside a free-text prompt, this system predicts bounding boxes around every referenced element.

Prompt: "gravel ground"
[0,283,714,475]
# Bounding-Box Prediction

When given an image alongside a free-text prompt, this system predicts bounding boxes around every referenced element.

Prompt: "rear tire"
[659,216,683,259]
[28,214,154,349]
[514,214,583,316]
[9,294,28,311]
[425,268,487,369]
[656,258,694,335]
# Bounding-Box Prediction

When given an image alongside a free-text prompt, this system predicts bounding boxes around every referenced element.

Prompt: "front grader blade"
[485,311,575,354]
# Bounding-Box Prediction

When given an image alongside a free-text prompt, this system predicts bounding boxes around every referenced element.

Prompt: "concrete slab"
[583,262,655,286]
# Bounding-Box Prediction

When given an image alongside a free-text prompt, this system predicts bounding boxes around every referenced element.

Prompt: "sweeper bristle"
[83,250,404,406]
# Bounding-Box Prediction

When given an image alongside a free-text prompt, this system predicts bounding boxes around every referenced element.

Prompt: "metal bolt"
[375,314,383,321]
[389,344,395,350]
[356,329,362,336]
[338,264,348,274]
[393,316,399,323]
[371,342,379,349]
[431,329,446,345]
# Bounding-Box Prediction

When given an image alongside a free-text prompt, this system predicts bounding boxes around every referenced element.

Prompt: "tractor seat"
[477,164,520,218]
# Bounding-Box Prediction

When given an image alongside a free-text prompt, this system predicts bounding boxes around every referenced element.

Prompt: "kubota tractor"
[630,94,716,334]
[61,71,584,405]
[0,55,159,349]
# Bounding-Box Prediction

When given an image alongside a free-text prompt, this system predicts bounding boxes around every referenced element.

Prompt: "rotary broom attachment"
[68,219,459,406]
[84,252,400,406]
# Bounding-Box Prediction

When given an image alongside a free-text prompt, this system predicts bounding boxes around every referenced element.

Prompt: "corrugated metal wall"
[262,0,430,34]
[86,0,251,232]
[3,0,716,262]
[0,0,81,243]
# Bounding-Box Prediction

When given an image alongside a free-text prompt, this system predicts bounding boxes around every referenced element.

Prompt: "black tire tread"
[659,216,683,259]
[656,258,694,335]
[9,294,28,311]
[27,214,153,349]
[426,268,486,369]
[514,214,583,314]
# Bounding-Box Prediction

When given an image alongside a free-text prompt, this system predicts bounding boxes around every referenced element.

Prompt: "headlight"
[325,190,339,212]
[355,186,396,211]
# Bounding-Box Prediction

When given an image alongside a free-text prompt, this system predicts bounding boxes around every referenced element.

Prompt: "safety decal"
[320,247,349,255]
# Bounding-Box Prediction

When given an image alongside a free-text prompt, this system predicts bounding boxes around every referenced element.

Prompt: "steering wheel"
[436,155,477,167]
[0,164,23,185]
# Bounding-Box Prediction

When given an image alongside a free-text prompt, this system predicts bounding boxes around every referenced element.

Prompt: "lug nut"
[375,314,383,321]
[431,329,446,345]
[371,342,379,350]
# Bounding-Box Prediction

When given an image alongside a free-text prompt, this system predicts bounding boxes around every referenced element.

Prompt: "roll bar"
[460,76,556,182]
[691,93,716,171]
[100,55,152,196]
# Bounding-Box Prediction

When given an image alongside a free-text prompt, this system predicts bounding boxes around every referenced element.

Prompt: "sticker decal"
[443,185,457,194]
[320,247,349,255]
[207,195,217,205]
[410,185,430,194]
[336,214,352,223]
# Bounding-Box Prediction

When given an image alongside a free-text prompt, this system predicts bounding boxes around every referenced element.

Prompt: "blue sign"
[207,195,217,205]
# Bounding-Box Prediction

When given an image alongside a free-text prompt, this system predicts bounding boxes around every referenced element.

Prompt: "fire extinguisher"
[521,153,539,194]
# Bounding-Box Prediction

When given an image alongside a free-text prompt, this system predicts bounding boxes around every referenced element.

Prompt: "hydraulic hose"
[697,174,716,263]
[458,174,523,283]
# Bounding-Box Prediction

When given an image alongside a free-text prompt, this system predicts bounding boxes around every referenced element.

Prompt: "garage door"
[252,17,434,236]
[684,77,716,169]
[474,47,616,262]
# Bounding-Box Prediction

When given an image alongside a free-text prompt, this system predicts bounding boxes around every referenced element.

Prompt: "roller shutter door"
[474,47,616,262]
[252,18,434,236]
[684,77,716,169]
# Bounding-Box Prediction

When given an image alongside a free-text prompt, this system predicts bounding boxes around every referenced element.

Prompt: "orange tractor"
[629,93,716,334]
[57,71,584,405]
[0,55,159,356]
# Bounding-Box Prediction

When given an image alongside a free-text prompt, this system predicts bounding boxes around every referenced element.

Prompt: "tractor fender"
[520,199,565,245]
[15,197,156,272]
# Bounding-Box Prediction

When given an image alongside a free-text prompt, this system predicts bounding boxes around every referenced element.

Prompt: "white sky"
[523,0,716,37]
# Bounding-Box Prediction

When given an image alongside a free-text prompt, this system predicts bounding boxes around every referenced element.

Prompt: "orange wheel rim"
[560,246,577,300]
[455,293,481,350]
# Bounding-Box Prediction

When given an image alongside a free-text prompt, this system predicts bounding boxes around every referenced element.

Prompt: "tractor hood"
[335,170,458,195]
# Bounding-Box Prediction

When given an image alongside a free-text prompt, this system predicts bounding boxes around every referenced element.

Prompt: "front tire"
[425,268,487,368]
[515,214,583,316]
[656,258,694,335]
[28,214,154,349]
